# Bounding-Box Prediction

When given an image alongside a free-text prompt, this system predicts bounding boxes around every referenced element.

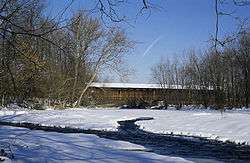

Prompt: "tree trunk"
[71,58,79,103]
[75,72,97,107]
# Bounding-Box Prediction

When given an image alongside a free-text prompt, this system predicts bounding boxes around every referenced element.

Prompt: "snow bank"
[0,126,192,163]
[0,108,250,144]
[0,104,31,116]
[136,110,250,144]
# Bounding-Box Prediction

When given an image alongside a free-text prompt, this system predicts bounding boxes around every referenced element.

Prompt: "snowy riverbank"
[0,125,193,163]
[0,107,250,144]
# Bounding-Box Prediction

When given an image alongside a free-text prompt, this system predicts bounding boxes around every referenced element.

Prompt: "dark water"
[115,118,250,163]
[86,117,249,163]
[1,118,250,163]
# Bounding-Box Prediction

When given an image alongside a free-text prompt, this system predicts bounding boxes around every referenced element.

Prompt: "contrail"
[142,36,163,57]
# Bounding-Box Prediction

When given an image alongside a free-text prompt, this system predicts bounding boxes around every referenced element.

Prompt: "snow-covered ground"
[0,108,250,144]
[0,125,192,163]
[136,110,250,144]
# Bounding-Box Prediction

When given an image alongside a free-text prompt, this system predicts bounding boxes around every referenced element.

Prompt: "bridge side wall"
[87,87,216,106]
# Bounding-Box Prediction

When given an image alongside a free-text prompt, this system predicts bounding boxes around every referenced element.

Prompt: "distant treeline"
[0,0,132,107]
[0,1,249,108]
[151,32,250,108]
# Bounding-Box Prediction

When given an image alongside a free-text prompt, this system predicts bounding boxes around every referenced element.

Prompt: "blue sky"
[46,0,250,83]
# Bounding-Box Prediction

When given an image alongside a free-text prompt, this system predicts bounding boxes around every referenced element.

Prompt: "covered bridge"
[87,82,216,106]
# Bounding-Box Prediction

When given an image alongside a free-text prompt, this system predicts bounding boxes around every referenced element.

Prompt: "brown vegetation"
[151,32,250,108]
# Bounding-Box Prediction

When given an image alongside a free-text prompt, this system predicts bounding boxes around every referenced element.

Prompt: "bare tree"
[76,26,133,106]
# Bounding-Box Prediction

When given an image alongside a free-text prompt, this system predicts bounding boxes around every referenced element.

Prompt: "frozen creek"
[1,116,250,163]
